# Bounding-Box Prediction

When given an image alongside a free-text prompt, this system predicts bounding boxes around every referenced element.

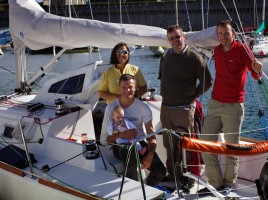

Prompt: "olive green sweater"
[158,46,212,106]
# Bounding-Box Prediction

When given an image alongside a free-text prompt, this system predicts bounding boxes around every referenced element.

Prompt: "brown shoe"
[197,187,212,196]
[188,178,195,189]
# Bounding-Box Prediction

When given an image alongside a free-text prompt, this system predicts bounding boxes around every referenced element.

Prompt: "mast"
[175,0,178,25]
[254,0,265,34]
[254,0,256,27]
[201,0,204,30]
[68,0,72,18]
[48,0,51,13]
[262,0,265,23]
[108,0,110,23]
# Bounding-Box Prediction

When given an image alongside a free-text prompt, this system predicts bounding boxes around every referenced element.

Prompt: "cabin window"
[3,125,15,138]
[48,74,85,95]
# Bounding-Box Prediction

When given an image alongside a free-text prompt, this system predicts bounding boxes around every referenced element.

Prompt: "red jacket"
[212,40,259,103]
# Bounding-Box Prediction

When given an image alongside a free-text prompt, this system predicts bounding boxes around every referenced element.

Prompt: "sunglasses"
[168,34,181,41]
[117,50,129,55]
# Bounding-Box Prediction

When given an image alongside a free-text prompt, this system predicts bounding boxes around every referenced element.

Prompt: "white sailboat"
[149,46,165,57]
[1,0,267,199]
[0,28,12,54]
[252,32,268,57]
[252,0,268,57]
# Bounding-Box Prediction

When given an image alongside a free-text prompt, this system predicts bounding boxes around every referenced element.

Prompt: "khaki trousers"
[201,98,244,188]
[161,104,195,180]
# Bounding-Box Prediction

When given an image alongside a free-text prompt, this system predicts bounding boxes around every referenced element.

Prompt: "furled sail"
[9,0,219,51]
[9,0,219,90]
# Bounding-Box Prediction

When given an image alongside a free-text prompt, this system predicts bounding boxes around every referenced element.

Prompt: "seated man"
[100,74,166,186]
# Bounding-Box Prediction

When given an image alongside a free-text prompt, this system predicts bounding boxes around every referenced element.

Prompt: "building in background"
[1,0,267,32]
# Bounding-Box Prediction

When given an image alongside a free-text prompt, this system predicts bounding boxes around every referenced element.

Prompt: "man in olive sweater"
[158,24,213,187]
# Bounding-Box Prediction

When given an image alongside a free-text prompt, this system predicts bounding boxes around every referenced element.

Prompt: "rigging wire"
[88,0,94,20]
[123,1,130,24]
[202,0,211,102]
[184,0,192,31]
[247,72,268,140]
[219,0,268,140]
[220,0,254,61]
[0,65,16,75]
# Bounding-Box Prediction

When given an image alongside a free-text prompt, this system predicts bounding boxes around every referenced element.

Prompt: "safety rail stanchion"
[134,144,147,199]
[167,130,181,198]
[118,144,147,200]
[118,144,132,200]
[118,129,167,200]
[175,130,225,200]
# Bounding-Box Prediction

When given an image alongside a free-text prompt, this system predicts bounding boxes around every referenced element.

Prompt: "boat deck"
[159,173,259,199]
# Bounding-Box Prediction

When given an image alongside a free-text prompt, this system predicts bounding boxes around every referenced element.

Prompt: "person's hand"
[252,58,262,74]
[122,128,137,139]
[141,152,154,169]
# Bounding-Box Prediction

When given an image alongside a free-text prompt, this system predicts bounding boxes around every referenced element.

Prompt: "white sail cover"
[9,0,219,50]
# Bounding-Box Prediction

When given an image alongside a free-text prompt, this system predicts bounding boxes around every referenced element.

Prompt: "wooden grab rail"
[0,162,25,177]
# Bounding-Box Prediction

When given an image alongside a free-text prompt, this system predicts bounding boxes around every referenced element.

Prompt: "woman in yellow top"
[99,42,147,104]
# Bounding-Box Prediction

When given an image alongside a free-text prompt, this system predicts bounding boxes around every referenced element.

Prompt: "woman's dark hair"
[110,42,130,64]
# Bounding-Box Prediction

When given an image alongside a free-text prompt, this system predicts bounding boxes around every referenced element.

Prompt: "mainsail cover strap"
[181,136,268,156]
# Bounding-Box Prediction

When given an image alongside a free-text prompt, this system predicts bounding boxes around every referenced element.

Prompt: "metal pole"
[68,0,72,18]
[118,144,147,200]
[168,131,180,198]
[118,145,132,200]
[201,0,204,29]
[19,120,35,179]
[175,0,178,25]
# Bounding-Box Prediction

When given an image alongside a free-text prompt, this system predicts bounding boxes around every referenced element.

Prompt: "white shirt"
[100,98,152,146]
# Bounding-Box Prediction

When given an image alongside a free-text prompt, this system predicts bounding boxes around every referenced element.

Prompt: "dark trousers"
[113,141,166,186]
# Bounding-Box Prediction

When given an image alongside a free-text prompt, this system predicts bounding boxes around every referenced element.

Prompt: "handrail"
[26,48,67,88]
[18,119,36,179]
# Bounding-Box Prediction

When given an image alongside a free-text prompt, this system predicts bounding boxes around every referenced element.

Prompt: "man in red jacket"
[198,20,263,196]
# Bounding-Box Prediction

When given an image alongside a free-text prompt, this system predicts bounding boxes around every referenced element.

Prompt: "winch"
[148,88,156,100]
[54,98,67,115]
[84,140,99,159]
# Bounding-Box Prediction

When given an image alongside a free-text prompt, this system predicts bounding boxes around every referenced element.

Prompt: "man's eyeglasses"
[168,34,181,41]
[117,50,129,55]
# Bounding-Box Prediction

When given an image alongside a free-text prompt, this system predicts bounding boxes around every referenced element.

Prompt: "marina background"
[1,46,268,141]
